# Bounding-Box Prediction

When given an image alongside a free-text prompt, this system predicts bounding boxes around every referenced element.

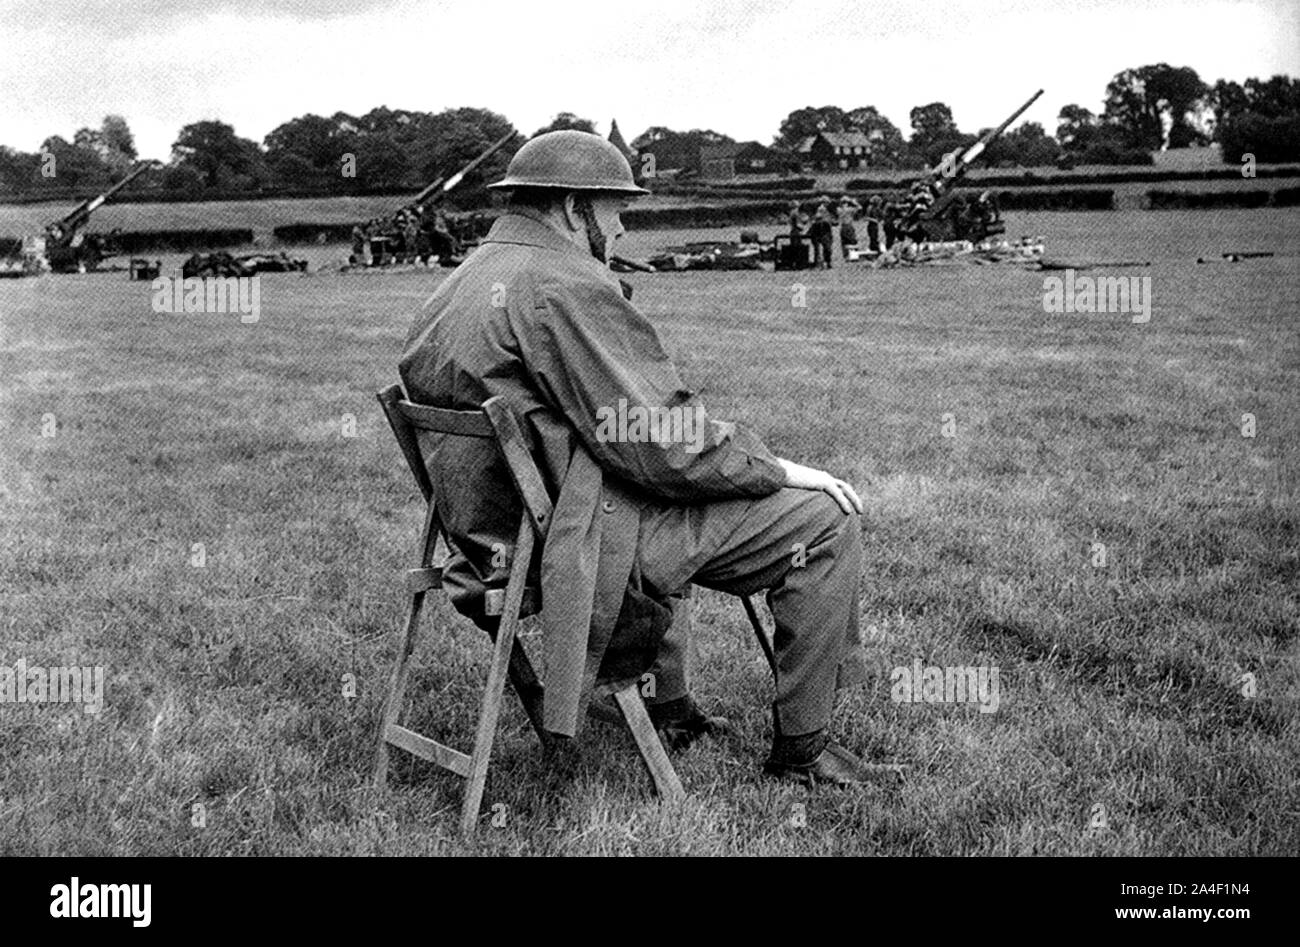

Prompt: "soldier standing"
[809,201,835,269]
[403,215,420,264]
[786,200,806,262]
[864,195,884,253]
[837,196,862,261]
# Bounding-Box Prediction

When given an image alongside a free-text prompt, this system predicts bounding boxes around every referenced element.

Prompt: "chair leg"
[459,522,535,837]
[613,683,685,801]
[373,591,427,789]
[375,501,442,790]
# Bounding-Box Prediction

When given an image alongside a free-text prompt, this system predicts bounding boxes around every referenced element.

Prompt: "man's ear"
[560,193,584,234]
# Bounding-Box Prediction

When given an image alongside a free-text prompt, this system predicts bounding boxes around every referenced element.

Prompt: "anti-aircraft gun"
[355,131,515,267]
[41,161,157,273]
[903,90,1044,244]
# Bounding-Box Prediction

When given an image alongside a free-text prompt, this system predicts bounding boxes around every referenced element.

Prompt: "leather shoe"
[763,741,907,788]
[648,697,732,751]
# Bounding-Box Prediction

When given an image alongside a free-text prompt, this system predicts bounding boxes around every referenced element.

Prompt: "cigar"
[611,254,655,273]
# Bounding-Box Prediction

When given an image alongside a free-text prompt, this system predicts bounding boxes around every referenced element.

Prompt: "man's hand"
[778,458,863,515]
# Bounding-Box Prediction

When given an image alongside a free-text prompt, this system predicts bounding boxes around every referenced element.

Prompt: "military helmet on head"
[489,130,649,195]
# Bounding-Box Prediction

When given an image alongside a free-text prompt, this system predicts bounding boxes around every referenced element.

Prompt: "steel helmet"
[488,130,648,195]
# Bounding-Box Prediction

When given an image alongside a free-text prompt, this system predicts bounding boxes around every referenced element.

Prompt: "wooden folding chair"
[372,384,776,836]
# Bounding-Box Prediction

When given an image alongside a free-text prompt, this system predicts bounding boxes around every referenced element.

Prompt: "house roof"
[818,131,875,148]
[608,119,632,158]
[699,141,768,161]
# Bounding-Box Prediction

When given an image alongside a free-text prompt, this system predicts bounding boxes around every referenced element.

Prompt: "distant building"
[608,119,632,161]
[795,131,880,171]
[608,118,643,184]
[698,141,774,179]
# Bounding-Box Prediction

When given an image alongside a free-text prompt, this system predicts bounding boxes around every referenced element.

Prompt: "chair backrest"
[376,384,553,543]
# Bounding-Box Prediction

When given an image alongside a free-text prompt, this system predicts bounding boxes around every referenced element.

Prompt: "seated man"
[399,130,882,786]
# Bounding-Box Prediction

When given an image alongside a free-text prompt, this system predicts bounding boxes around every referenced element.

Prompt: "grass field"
[1,210,1296,855]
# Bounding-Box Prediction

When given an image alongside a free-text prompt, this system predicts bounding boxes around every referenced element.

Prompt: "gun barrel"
[407,130,516,209]
[54,161,155,228]
[959,89,1044,166]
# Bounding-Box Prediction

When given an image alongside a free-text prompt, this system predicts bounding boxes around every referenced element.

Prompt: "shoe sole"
[762,760,909,789]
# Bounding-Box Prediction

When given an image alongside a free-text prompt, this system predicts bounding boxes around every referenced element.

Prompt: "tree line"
[765,67,1300,170]
[1,65,1296,202]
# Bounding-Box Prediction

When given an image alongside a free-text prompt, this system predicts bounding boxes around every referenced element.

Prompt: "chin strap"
[572,195,609,264]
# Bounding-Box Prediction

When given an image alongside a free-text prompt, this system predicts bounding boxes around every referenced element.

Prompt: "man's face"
[585,193,632,259]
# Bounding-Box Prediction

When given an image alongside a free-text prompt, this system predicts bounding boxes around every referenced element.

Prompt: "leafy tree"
[350,136,407,188]
[630,127,733,174]
[1054,101,1154,165]
[845,106,912,167]
[1218,112,1300,163]
[0,146,40,192]
[264,114,357,179]
[531,112,596,137]
[37,135,111,190]
[72,127,105,155]
[402,107,521,206]
[160,163,205,194]
[1055,105,1097,148]
[101,116,137,160]
[266,152,331,191]
[1208,80,1250,136]
[772,105,915,166]
[1242,75,1300,119]
[1212,74,1300,163]
[69,116,138,175]
[171,120,267,190]
[773,106,848,149]
[981,121,1060,167]
[909,102,975,167]
[1102,64,1207,149]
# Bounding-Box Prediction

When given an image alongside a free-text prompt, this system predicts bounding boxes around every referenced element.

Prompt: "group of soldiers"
[350,205,463,267]
[787,181,1001,264]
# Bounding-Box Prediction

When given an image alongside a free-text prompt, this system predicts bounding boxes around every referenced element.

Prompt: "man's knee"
[801,492,863,562]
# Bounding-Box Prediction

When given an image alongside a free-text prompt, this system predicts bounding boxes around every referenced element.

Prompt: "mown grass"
[0,211,1296,855]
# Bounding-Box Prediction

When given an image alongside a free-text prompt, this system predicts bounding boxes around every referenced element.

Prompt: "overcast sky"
[1,0,1296,160]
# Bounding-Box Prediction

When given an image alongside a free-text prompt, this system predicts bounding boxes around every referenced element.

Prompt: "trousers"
[631,488,867,736]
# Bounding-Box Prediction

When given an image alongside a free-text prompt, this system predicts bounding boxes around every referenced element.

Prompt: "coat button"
[601,500,615,514]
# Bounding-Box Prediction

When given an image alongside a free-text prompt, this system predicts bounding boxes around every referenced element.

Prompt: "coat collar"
[484,212,586,258]
[484,212,622,290]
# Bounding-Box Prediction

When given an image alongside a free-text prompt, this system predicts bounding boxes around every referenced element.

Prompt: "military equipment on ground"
[129,258,162,281]
[40,162,157,273]
[408,130,516,211]
[646,241,763,271]
[904,90,1044,243]
[772,234,817,271]
[874,234,1045,268]
[182,251,307,278]
[347,131,516,270]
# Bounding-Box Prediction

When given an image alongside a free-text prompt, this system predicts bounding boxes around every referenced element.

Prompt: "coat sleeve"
[515,269,787,502]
